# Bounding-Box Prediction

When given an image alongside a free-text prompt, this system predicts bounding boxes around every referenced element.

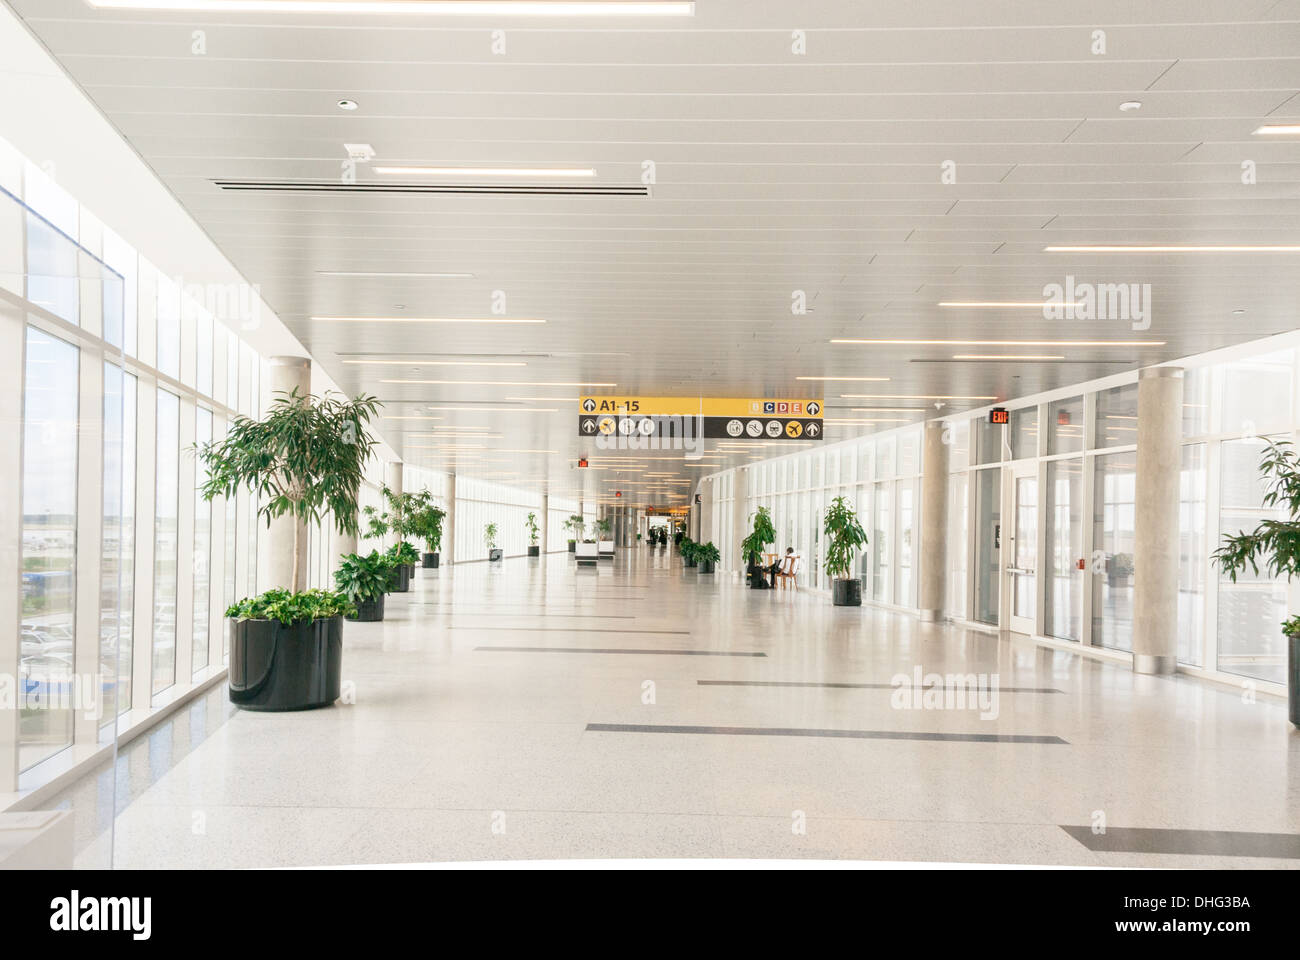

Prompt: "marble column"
[731,467,749,574]
[1133,366,1184,675]
[918,419,950,621]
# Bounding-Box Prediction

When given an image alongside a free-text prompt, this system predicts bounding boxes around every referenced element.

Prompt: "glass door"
[974,468,1001,624]
[1007,463,1038,635]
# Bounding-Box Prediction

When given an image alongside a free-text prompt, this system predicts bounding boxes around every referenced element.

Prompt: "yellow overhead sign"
[579,397,824,418]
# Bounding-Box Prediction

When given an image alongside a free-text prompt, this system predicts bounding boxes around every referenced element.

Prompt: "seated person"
[768,547,794,587]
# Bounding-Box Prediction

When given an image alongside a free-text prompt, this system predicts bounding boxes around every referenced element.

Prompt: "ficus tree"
[197,387,382,592]
[1213,438,1300,636]
[823,495,868,581]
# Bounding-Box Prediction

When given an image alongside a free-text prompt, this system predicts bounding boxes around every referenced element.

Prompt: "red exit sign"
[989,408,1009,425]
[578,458,589,468]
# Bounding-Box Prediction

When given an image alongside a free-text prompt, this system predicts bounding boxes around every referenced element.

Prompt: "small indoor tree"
[197,387,381,591]
[525,512,541,555]
[408,492,447,566]
[1212,438,1300,725]
[740,506,776,589]
[564,514,584,545]
[824,495,868,606]
[196,387,380,711]
[484,521,500,556]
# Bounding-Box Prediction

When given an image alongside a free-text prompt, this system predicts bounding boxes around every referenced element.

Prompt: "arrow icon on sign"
[582,398,596,412]
[582,418,596,434]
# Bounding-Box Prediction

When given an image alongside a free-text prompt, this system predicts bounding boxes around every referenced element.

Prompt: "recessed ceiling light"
[824,418,911,424]
[1252,124,1300,135]
[953,354,1067,361]
[337,99,359,111]
[312,316,544,324]
[838,394,999,400]
[422,406,558,413]
[938,301,1083,309]
[1232,309,1246,315]
[383,379,615,386]
[374,166,596,178]
[505,396,580,402]
[88,1,694,14]
[1045,245,1300,253]
[315,271,474,279]
[831,339,1165,346]
[342,359,526,367]
[795,376,890,382]
[1119,100,1142,111]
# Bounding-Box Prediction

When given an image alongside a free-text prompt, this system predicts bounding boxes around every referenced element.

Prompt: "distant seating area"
[775,553,802,590]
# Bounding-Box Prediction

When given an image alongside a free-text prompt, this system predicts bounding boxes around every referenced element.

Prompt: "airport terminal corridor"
[51,549,1299,870]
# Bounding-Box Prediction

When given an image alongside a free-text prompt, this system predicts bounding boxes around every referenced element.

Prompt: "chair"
[775,554,802,590]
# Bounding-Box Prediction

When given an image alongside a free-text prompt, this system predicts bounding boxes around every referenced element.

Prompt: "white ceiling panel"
[7,0,1299,499]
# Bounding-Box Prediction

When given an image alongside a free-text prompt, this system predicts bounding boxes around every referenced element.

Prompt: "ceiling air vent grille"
[213,179,648,197]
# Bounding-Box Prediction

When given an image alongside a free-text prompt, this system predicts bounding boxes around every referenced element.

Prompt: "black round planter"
[388,565,410,593]
[832,578,863,606]
[228,615,343,711]
[685,557,698,569]
[568,541,576,553]
[528,545,540,557]
[699,560,715,574]
[347,594,385,622]
[488,548,503,562]
[406,563,416,580]
[748,566,771,589]
[421,552,439,569]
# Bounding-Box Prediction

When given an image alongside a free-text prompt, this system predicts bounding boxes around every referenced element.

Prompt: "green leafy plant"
[823,495,868,581]
[387,541,420,567]
[1214,440,1300,627]
[197,387,381,589]
[525,512,540,546]
[697,542,721,564]
[595,517,612,541]
[563,514,584,542]
[740,506,776,567]
[362,505,390,540]
[225,588,355,626]
[408,492,447,553]
[333,550,395,603]
[484,522,500,550]
[680,537,697,561]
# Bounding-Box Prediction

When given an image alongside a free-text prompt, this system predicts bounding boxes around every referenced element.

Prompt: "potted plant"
[740,507,776,590]
[824,495,869,606]
[1213,438,1300,726]
[526,512,541,557]
[681,537,699,569]
[224,589,355,710]
[697,542,721,575]
[485,522,502,561]
[384,485,422,579]
[408,492,446,568]
[197,387,381,711]
[595,517,614,558]
[386,541,419,591]
[564,514,583,553]
[333,550,394,622]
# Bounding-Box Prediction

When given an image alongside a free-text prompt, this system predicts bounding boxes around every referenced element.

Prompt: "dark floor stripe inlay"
[476,646,765,657]
[698,680,1063,693]
[458,626,687,634]
[1060,825,1300,859]
[585,722,1066,743]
